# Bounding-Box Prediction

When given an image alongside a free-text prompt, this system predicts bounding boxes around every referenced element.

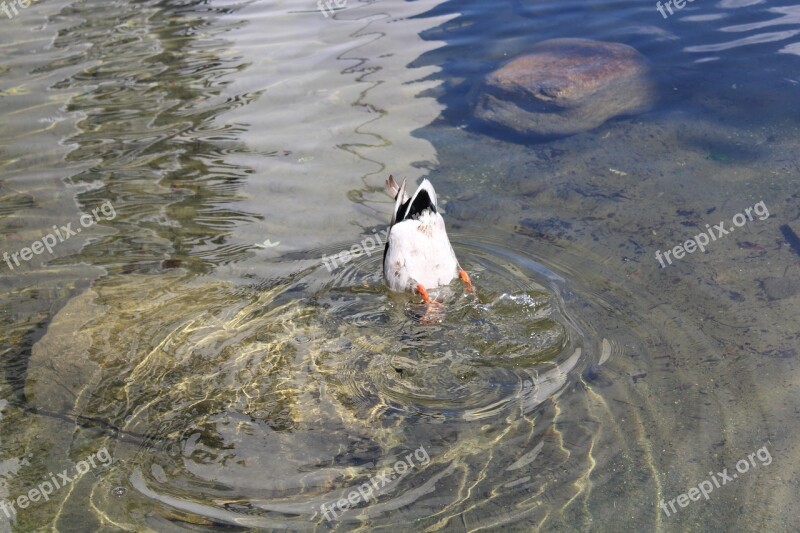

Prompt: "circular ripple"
[82,235,662,531]
[315,240,589,423]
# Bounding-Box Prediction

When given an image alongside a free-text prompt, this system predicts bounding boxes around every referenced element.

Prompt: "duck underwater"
[383,175,473,304]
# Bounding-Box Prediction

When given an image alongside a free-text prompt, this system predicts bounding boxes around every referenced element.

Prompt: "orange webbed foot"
[416,284,443,306]
[459,268,474,293]
[415,284,444,324]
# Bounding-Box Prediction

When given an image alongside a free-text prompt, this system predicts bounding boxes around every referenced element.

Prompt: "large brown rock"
[472,39,656,137]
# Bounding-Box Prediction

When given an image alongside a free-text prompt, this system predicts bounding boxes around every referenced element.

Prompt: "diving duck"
[383,175,473,303]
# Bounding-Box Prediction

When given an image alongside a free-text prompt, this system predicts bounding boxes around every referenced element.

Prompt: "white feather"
[383,181,460,292]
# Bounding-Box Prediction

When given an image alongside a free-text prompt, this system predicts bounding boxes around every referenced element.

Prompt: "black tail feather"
[397,190,435,223]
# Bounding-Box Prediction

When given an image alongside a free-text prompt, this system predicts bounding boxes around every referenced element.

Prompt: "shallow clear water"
[1,0,799,531]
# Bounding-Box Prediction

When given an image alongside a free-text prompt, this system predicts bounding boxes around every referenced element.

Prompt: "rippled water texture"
[1,0,800,531]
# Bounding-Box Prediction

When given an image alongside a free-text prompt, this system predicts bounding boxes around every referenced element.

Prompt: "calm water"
[1,0,798,531]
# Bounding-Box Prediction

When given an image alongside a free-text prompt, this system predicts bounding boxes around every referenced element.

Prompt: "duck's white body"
[383,177,466,296]
[384,209,459,292]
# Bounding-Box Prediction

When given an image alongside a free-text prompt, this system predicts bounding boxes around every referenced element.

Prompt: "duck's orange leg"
[416,284,442,305]
[416,284,444,323]
[459,268,474,292]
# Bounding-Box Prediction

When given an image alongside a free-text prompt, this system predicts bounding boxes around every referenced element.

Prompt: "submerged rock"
[472,38,656,137]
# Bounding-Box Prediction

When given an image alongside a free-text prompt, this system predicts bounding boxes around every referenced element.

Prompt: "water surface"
[1,0,798,531]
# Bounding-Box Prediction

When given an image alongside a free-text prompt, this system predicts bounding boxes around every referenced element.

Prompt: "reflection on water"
[1,0,799,531]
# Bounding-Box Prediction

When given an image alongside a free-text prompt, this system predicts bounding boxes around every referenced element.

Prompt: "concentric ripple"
[23,227,732,531]
[313,240,588,425]
[63,236,615,532]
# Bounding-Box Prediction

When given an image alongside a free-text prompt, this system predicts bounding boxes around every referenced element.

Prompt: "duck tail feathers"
[385,175,410,203]
[390,177,408,226]
[402,179,437,221]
